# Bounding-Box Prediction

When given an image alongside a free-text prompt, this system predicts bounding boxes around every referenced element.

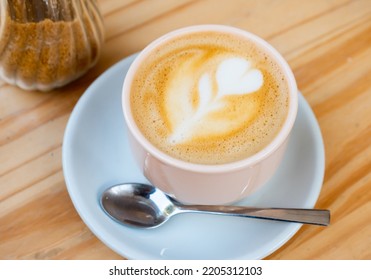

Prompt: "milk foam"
[169,57,263,143]
[130,31,289,164]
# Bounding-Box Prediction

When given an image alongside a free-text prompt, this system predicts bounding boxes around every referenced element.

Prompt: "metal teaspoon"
[100,183,330,228]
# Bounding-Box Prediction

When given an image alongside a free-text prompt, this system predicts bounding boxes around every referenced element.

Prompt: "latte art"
[130,31,289,164]
[169,57,263,143]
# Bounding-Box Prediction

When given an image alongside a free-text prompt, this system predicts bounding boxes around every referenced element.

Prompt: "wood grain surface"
[1,0,370,260]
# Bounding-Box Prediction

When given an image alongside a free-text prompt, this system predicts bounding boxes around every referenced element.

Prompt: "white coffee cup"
[122,25,298,205]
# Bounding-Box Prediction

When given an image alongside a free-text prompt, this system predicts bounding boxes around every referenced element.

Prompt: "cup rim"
[122,24,298,173]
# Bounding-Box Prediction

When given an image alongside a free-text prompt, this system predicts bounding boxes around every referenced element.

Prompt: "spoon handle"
[177,205,330,226]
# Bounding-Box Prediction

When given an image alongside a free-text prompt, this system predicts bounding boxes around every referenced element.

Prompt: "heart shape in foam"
[216,57,263,97]
[166,56,263,144]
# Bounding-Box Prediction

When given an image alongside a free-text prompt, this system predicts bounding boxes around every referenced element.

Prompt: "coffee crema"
[130,30,289,164]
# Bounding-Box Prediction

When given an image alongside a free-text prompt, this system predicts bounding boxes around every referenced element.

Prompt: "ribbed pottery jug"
[0,0,104,91]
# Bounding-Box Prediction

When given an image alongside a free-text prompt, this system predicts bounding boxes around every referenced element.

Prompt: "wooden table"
[1,0,370,260]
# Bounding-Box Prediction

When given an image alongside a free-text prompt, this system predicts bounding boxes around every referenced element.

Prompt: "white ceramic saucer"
[62,54,325,260]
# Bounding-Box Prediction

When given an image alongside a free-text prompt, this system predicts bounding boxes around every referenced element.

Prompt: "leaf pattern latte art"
[167,57,263,144]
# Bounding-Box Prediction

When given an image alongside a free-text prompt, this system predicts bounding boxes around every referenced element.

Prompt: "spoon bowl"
[101,183,174,228]
[101,183,330,228]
